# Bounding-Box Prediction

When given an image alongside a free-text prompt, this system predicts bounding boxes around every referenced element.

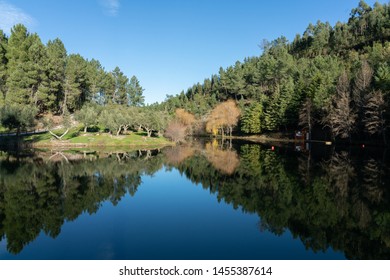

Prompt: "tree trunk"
[62,88,68,115]
[116,126,122,136]
[84,125,88,133]
[49,128,69,140]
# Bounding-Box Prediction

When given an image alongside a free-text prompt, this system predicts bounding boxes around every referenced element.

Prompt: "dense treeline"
[162,1,390,143]
[0,24,145,113]
[0,24,173,137]
[2,1,390,143]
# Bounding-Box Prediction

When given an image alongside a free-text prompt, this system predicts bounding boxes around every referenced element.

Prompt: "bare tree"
[164,120,187,143]
[323,71,356,139]
[363,89,387,143]
[353,60,373,107]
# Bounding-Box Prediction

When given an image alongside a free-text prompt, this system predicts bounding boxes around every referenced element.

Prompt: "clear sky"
[0,0,385,104]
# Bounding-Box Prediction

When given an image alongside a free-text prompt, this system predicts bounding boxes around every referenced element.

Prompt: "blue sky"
[0,0,385,104]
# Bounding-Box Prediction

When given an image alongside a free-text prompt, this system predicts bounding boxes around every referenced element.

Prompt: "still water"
[0,141,388,259]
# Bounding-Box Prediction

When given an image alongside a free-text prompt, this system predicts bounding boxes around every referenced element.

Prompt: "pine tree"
[87,59,106,105]
[46,38,66,113]
[0,30,7,104]
[128,75,145,106]
[112,66,129,105]
[241,102,263,134]
[26,34,50,112]
[6,24,31,105]
[63,54,88,113]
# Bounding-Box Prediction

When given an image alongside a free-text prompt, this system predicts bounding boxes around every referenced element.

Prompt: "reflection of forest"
[0,144,389,259]
[166,143,390,259]
[0,149,165,254]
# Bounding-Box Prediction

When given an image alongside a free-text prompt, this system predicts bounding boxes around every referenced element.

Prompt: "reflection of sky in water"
[0,238,7,256]
[0,167,345,260]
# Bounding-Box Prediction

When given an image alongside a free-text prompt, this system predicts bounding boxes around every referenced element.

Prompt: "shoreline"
[30,141,175,148]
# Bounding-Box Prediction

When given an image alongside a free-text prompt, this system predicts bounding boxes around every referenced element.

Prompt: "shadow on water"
[0,141,389,259]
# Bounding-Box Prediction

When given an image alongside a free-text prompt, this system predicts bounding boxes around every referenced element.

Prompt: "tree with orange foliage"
[165,109,197,142]
[175,108,196,126]
[206,100,240,137]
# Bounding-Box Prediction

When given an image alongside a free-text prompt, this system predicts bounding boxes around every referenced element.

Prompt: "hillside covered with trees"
[0,24,170,139]
[161,1,390,144]
[1,1,390,145]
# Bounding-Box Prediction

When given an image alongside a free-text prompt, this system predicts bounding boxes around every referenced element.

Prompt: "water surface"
[0,142,388,259]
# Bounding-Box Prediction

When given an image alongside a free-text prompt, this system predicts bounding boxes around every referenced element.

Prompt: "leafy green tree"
[137,107,169,137]
[0,104,37,135]
[98,106,123,135]
[75,104,101,132]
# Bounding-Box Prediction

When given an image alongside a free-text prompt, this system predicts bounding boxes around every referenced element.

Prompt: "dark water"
[0,141,388,260]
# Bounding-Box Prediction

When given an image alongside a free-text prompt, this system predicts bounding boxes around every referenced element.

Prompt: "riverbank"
[21,131,174,148]
[210,132,386,147]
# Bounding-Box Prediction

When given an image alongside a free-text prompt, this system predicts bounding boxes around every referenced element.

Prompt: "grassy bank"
[22,128,173,148]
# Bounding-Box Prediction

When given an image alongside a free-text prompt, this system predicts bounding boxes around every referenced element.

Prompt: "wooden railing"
[0,129,47,137]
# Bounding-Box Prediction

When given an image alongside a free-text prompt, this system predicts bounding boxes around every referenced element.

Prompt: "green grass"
[24,128,173,147]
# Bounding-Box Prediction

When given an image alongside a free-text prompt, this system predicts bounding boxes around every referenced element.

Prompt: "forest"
[161,1,390,144]
[0,24,168,138]
[0,1,390,143]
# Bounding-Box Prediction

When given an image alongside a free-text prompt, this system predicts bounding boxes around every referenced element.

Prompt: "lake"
[0,140,388,259]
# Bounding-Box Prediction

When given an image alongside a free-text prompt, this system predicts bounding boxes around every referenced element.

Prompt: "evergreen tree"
[0,30,7,104]
[5,24,31,105]
[26,34,50,112]
[63,54,88,113]
[128,75,145,106]
[45,38,66,113]
[112,66,129,105]
[241,102,263,134]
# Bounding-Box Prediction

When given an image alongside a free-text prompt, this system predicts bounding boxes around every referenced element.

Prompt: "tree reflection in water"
[0,143,388,259]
